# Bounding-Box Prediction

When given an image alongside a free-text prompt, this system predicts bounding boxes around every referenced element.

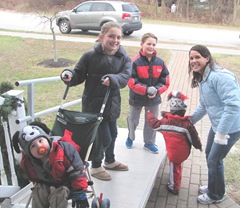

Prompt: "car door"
[88,2,115,30]
[68,2,93,29]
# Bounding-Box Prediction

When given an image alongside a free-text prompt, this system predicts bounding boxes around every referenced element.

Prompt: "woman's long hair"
[188,45,214,88]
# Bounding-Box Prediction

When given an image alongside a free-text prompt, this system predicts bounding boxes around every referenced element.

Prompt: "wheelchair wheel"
[100,198,110,208]
[91,197,100,208]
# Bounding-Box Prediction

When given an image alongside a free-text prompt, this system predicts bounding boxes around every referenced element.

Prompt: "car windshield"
[122,4,139,12]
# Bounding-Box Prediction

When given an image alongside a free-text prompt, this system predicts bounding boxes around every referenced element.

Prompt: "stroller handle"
[61,84,111,116]
[63,83,70,100]
[100,87,110,115]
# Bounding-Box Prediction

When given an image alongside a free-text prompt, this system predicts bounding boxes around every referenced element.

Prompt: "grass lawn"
[0,35,240,203]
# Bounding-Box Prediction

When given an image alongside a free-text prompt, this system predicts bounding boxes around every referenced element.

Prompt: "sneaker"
[166,183,179,195]
[199,185,208,194]
[104,161,129,171]
[144,144,159,154]
[197,193,224,205]
[91,167,111,181]
[125,137,133,149]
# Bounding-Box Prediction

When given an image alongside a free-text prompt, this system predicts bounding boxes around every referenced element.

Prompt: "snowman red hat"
[167,91,188,112]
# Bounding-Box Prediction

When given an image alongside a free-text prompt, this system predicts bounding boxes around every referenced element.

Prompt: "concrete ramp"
[91,128,166,208]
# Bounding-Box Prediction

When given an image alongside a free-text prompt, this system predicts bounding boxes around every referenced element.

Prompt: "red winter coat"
[20,131,88,191]
[147,111,202,164]
[128,50,170,107]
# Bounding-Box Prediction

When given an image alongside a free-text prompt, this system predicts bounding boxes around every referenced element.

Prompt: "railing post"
[5,90,27,185]
[0,97,7,186]
[27,83,35,122]
[2,119,18,186]
[6,90,27,137]
[0,144,8,186]
[0,91,22,198]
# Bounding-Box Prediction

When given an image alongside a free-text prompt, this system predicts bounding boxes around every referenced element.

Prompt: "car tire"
[123,31,133,36]
[59,20,71,34]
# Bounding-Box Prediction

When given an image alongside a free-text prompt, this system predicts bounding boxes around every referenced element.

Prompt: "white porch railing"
[0,77,81,203]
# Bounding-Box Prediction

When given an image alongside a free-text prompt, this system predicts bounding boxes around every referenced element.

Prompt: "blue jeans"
[91,119,118,168]
[205,128,240,200]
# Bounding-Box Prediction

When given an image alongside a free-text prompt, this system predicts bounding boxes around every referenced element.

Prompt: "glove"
[147,86,157,95]
[214,132,230,145]
[61,70,73,81]
[72,191,89,208]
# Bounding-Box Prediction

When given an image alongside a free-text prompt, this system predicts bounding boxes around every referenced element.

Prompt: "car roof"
[82,1,135,4]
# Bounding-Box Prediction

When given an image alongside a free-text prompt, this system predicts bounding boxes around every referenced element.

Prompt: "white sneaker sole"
[198,198,224,204]
[197,195,224,204]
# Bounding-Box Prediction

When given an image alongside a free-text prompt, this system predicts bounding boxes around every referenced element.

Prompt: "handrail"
[14,76,81,124]
[15,76,60,86]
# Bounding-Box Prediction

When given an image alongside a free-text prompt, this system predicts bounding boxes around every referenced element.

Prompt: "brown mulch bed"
[37,58,75,68]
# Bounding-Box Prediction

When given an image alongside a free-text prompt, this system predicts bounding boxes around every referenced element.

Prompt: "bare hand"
[62,71,72,82]
[102,77,110,86]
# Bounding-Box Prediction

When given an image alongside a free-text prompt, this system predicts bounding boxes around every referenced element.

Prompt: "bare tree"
[233,0,238,24]
[39,13,58,62]
[186,0,189,21]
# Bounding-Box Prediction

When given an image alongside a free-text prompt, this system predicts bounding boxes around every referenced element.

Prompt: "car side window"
[106,3,115,11]
[90,3,115,12]
[91,3,104,11]
[75,3,92,12]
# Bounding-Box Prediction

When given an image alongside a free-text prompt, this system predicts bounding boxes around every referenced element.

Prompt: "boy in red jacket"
[147,91,202,195]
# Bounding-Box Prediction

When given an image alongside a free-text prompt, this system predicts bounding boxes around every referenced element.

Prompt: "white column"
[5,90,27,137]
[5,90,27,165]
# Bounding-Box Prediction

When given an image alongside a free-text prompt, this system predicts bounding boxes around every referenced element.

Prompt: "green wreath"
[0,94,24,121]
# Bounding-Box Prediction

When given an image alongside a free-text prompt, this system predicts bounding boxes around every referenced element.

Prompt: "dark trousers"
[91,119,118,168]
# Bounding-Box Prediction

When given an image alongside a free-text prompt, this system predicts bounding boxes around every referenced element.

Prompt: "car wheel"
[59,20,71,34]
[123,31,133,36]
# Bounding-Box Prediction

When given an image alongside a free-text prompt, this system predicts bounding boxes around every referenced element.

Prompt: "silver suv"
[56,1,142,36]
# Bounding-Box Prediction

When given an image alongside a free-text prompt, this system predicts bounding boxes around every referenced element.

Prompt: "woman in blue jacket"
[188,45,240,205]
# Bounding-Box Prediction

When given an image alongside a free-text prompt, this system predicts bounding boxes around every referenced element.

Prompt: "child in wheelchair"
[12,123,90,208]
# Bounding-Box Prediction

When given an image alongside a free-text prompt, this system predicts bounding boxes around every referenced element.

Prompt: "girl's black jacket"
[63,43,131,120]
